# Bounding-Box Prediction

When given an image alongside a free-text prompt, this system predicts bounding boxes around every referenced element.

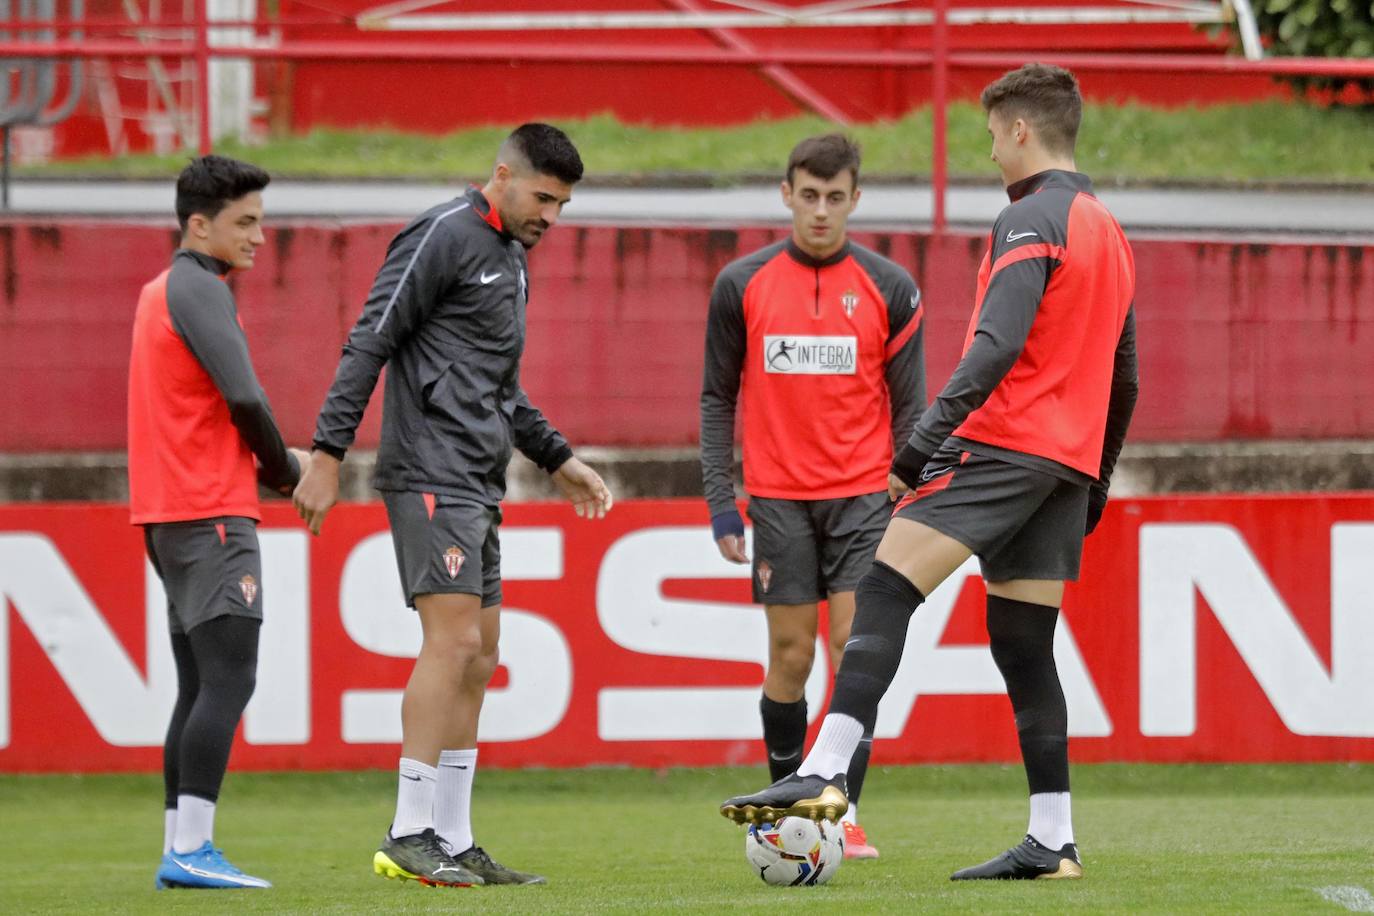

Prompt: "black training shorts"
[893,447,1088,582]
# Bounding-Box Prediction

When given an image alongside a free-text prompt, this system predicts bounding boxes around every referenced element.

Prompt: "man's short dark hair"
[786,134,861,188]
[980,63,1082,157]
[504,122,584,184]
[175,155,270,232]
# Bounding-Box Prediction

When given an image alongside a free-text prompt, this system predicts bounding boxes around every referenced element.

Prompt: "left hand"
[552,456,614,519]
[887,472,910,502]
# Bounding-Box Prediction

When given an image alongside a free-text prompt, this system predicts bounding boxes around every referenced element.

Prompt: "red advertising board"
[2,497,1372,773]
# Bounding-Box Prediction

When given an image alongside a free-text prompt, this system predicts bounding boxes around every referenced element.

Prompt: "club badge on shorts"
[238,574,258,607]
[443,545,466,579]
[757,560,773,594]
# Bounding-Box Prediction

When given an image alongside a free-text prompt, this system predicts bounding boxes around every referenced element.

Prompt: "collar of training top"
[466,185,507,236]
[784,237,851,270]
[1006,169,1094,203]
[175,247,233,278]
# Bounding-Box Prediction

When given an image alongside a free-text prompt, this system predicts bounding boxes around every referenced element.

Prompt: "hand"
[293,450,341,535]
[1085,487,1108,536]
[711,510,748,564]
[890,443,933,491]
[279,448,312,495]
[887,472,910,502]
[552,456,613,519]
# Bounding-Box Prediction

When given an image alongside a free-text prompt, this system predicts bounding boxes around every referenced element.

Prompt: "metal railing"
[2,1,1373,227]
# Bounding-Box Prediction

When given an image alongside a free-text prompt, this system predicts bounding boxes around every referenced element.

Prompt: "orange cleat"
[842,821,879,860]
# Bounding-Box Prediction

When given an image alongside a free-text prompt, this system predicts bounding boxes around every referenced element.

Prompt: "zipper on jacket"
[813,267,821,318]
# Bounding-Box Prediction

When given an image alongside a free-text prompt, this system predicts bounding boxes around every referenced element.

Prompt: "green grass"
[2,764,1372,913]
[23,102,1374,184]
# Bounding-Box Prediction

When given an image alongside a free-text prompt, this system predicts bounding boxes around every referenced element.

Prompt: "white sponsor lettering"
[595,526,827,740]
[339,528,571,743]
[1139,524,1374,737]
[876,557,1112,738]
[763,335,857,375]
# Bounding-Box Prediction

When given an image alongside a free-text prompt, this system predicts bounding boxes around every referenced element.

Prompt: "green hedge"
[1240,0,1374,102]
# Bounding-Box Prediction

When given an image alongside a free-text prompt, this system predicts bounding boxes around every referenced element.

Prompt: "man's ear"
[186,212,211,239]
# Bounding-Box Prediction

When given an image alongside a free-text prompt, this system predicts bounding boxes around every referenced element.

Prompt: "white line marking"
[1317,886,1374,913]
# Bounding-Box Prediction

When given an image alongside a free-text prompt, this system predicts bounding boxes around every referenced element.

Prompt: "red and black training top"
[908,169,1138,489]
[700,238,927,515]
[128,249,299,525]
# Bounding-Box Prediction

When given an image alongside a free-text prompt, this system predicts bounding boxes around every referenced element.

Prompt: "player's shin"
[798,562,925,779]
[986,595,1073,850]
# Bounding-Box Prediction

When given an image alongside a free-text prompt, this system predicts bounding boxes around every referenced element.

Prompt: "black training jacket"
[312,187,572,504]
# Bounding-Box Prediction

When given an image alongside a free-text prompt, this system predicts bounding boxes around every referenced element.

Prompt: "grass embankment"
[23,102,1373,184]
[2,763,1371,913]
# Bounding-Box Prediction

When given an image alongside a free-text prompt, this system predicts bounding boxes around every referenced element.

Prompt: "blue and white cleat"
[155,842,272,889]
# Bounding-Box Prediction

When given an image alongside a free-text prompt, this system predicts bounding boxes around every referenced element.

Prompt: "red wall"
[2,219,1372,452]
[2,497,1373,772]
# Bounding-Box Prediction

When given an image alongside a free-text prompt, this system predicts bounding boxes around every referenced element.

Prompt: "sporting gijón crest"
[840,289,860,318]
[443,546,466,579]
[239,574,257,607]
[757,560,773,594]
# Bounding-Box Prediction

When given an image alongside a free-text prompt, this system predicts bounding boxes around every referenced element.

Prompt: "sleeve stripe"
[989,242,1066,279]
[372,202,470,333]
[885,303,923,362]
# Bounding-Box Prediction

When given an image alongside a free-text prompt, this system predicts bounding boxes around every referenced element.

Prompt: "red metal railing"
[3,14,1373,231]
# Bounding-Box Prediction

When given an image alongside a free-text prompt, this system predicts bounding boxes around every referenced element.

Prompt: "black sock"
[760,694,808,782]
[176,615,261,802]
[829,562,926,733]
[846,729,874,805]
[986,595,1069,794]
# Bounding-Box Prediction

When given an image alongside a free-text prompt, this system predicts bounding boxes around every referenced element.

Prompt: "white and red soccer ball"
[744,817,844,886]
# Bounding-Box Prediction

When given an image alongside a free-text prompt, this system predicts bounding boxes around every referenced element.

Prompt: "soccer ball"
[744,817,844,886]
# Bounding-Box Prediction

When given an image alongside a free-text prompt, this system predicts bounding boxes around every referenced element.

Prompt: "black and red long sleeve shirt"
[128,249,299,524]
[908,169,1138,489]
[701,238,927,515]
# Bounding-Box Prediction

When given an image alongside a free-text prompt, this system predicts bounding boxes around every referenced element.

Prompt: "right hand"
[711,509,748,564]
[293,450,342,536]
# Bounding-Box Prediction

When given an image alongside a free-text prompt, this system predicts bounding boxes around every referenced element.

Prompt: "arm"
[699,270,748,559]
[297,213,458,533]
[513,386,574,473]
[311,216,457,459]
[884,280,927,451]
[892,230,1056,486]
[166,276,300,492]
[1086,306,1139,534]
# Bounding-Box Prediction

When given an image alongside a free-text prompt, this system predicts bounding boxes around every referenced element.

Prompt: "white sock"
[1027,792,1074,851]
[796,714,863,780]
[434,748,478,855]
[172,795,215,855]
[391,758,438,838]
[841,801,859,826]
[163,809,177,855]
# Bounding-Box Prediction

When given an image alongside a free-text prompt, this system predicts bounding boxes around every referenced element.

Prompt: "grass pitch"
[1,764,1371,914]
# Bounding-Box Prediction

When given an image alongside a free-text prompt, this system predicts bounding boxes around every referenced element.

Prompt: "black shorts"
[144,516,263,635]
[893,448,1088,582]
[382,490,502,608]
[746,492,890,604]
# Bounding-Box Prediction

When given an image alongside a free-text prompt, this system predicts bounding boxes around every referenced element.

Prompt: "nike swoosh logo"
[401,773,421,781]
[844,637,860,649]
[169,859,265,885]
[1005,230,1038,242]
[479,271,502,284]
[768,750,799,761]
[920,465,953,482]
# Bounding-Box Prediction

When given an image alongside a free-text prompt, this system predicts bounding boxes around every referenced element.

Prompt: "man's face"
[497,169,574,249]
[987,110,1025,188]
[782,168,859,258]
[189,191,265,271]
